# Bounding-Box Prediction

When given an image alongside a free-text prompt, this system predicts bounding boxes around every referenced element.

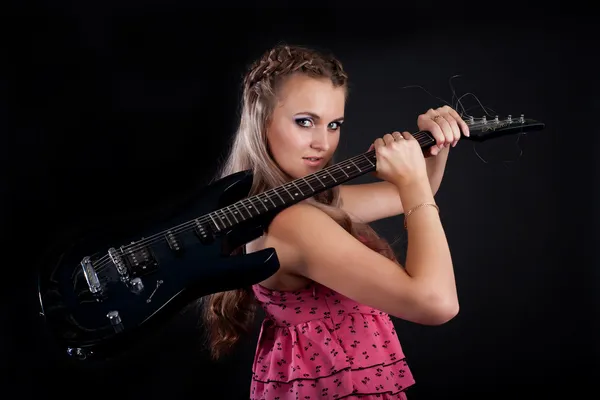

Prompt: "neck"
[208,130,436,232]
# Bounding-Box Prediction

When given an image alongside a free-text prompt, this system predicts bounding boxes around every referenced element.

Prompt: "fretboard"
[207,130,436,232]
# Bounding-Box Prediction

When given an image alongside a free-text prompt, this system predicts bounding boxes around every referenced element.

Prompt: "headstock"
[462,114,545,142]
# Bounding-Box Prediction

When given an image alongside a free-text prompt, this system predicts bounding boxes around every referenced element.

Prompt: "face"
[266,74,345,179]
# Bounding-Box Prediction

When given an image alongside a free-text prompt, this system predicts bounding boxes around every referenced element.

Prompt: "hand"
[417,105,470,157]
[367,131,428,188]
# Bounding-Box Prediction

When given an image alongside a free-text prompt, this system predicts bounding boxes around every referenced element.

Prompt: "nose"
[310,128,330,152]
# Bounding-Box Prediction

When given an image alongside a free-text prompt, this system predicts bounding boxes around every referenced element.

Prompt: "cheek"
[267,125,297,160]
[271,124,309,152]
[331,133,341,147]
[288,127,313,148]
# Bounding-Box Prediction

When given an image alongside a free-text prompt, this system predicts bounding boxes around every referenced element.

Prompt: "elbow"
[417,293,460,326]
[428,299,459,325]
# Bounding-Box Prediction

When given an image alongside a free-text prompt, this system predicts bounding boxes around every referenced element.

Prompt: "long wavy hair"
[201,43,399,360]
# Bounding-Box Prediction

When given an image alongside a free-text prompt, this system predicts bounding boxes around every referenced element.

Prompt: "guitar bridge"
[81,256,103,296]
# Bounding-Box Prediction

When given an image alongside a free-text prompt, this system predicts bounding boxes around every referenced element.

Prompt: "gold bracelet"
[404,202,439,229]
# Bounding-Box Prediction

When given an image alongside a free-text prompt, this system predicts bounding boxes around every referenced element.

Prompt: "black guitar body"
[37,170,280,361]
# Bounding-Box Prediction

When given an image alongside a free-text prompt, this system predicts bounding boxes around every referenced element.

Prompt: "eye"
[295,118,314,128]
[328,121,343,131]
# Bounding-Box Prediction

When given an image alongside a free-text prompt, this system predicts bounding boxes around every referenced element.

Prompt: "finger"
[433,113,455,147]
[374,138,385,150]
[439,107,462,145]
[423,147,435,158]
[424,109,448,148]
[443,115,462,147]
[368,143,374,152]
[383,133,395,146]
[428,143,441,156]
[444,106,470,137]
[391,131,404,141]
[401,131,414,141]
[426,116,447,149]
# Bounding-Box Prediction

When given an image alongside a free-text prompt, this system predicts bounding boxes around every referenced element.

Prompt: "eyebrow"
[296,111,344,122]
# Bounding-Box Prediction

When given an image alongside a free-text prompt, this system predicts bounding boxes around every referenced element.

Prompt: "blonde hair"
[201,43,398,360]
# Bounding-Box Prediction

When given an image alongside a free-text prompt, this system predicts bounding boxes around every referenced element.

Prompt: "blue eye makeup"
[294,117,343,131]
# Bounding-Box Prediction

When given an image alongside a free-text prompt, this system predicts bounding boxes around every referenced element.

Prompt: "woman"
[203,43,469,399]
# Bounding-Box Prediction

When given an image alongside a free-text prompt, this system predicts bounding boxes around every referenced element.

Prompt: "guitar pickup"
[110,244,159,279]
[165,230,183,254]
[125,245,158,277]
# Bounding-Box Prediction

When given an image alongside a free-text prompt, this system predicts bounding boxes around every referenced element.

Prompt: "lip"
[302,157,323,167]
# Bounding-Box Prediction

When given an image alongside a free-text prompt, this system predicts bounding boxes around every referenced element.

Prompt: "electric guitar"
[37,114,545,361]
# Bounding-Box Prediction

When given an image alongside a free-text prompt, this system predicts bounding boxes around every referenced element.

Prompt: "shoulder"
[265,201,356,252]
[262,201,369,274]
[262,202,340,269]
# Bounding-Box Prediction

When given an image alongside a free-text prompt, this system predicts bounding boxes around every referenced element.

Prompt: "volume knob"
[130,277,144,294]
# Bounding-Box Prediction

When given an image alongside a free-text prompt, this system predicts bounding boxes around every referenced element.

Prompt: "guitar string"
[92,130,436,271]
[92,118,513,270]
[92,147,419,272]
[93,119,503,271]
[94,117,520,271]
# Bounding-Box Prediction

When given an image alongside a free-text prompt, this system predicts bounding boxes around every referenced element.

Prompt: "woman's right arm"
[263,185,458,326]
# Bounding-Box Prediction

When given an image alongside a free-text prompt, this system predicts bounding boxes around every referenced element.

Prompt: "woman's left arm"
[339,106,469,223]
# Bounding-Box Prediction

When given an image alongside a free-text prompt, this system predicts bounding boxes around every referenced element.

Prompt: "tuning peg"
[494,115,499,122]
[519,114,525,123]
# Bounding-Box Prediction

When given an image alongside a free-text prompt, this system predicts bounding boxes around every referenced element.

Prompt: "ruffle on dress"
[250,309,415,399]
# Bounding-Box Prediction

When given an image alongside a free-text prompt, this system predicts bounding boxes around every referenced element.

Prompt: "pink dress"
[249,282,415,399]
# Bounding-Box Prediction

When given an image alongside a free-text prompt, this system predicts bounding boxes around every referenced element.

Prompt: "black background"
[3,1,598,399]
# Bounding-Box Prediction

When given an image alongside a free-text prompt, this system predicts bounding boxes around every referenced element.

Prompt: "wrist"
[394,178,435,210]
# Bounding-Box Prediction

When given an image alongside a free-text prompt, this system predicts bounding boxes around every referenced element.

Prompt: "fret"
[239,198,258,218]
[290,179,311,196]
[222,208,235,225]
[337,164,350,178]
[233,200,246,219]
[215,209,232,228]
[200,216,219,233]
[277,186,295,202]
[227,205,241,223]
[348,158,362,173]
[361,154,375,168]
[271,189,286,204]
[255,194,271,211]
[312,173,326,188]
[208,213,221,231]
[230,203,244,222]
[261,192,277,208]
[358,157,372,169]
[290,181,306,196]
[283,183,303,199]
[325,170,338,182]
[301,177,315,192]
[343,163,357,175]
[316,171,334,185]
[415,130,435,146]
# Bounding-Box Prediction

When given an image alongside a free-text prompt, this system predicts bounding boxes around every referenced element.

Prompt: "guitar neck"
[207,130,436,232]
